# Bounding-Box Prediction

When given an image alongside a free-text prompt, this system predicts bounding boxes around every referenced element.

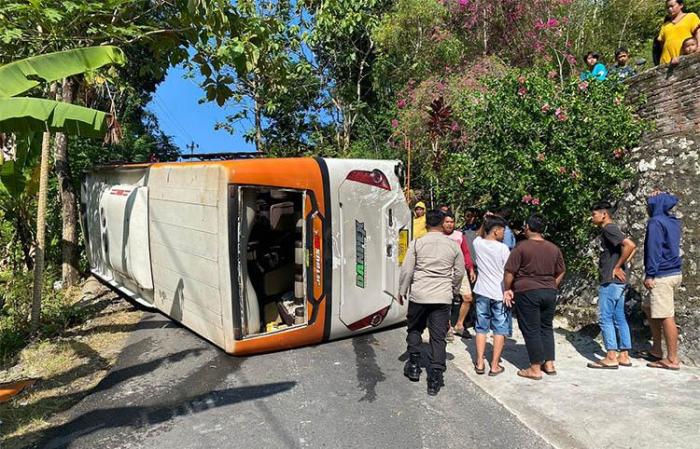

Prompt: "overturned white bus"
[81,157,411,355]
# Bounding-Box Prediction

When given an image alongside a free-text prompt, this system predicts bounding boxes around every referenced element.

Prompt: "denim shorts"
[475,295,512,336]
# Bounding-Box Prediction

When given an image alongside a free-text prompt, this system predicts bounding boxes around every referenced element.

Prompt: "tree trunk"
[254,96,263,153]
[54,77,80,287]
[30,130,52,334]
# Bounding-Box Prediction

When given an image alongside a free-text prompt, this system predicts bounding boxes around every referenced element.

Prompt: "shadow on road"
[32,382,297,449]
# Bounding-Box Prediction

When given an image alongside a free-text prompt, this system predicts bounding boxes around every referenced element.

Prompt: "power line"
[152,93,197,146]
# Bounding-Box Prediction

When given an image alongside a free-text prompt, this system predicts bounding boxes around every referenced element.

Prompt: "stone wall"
[559,53,700,365]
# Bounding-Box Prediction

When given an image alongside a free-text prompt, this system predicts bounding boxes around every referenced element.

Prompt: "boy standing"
[588,202,637,369]
[644,192,683,370]
[471,216,511,376]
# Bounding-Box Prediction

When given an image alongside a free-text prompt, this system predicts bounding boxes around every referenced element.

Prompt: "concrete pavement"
[449,319,700,449]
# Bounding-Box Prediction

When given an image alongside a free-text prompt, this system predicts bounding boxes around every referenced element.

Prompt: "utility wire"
[152,93,197,145]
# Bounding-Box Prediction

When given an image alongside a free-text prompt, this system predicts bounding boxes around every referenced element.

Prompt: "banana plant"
[0,46,125,333]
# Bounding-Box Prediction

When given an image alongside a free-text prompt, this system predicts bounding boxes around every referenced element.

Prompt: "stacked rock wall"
[559,54,700,365]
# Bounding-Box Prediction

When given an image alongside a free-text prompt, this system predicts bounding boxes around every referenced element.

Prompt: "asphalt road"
[33,312,551,449]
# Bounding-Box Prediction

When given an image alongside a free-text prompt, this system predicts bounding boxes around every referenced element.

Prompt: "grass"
[0,284,142,449]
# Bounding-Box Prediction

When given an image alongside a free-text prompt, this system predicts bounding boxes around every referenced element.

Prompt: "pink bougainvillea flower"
[613,148,624,159]
[397,98,407,109]
[450,121,460,132]
[554,108,567,121]
[391,119,399,129]
[546,18,559,28]
[518,86,528,96]
[578,81,589,90]
[541,103,551,112]
[537,152,546,161]
[532,198,541,206]
[570,170,580,179]
[558,166,567,174]
[458,0,469,6]
[522,194,533,204]
[565,53,577,66]
[534,20,546,30]
[547,70,558,80]
[517,75,527,84]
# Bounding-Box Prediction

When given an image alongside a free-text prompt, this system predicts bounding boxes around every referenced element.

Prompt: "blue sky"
[147,65,255,155]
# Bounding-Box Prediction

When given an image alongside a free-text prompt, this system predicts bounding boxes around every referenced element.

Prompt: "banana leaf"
[0,46,126,98]
[0,133,42,197]
[0,98,109,137]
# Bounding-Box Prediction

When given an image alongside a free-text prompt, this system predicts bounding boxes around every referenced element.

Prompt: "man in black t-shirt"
[588,201,637,369]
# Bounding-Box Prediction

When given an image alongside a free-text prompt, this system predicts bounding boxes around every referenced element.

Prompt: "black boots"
[404,353,421,382]
[427,369,444,396]
[404,354,445,395]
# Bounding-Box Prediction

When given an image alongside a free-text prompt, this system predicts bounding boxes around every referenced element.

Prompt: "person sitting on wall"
[609,47,637,80]
[580,51,608,81]
[655,0,700,65]
[681,36,698,55]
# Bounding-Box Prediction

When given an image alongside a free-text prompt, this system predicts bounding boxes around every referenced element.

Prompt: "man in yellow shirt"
[412,201,427,240]
[657,0,700,65]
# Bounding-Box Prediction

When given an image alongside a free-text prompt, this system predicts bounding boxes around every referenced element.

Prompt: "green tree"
[192,0,320,153]
[0,0,243,286]
[0,46,125,333]
[306,0,392,154]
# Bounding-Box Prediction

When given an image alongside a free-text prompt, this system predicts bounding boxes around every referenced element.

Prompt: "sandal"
[586,360,619,370]
[474,363,486,375]
[541,364,557,375]
[488,365,505,377]
[618,362,633,367]
[516,369,542,381]
[636,350,662,362]
[647,360,680,371]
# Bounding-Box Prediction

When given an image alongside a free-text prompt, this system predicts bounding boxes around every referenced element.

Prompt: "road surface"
[33,311,551,449]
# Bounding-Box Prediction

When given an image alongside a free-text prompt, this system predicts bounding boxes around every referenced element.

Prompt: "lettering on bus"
[313,228,322,287]
[355,220,366,288]
[110,188,131,197]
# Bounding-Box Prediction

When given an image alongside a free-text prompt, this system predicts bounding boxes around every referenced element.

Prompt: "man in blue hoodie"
[643,191,683,370]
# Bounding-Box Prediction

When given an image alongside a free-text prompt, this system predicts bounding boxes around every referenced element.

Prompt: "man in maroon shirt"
[443,212,476,341]
[504,214,566,380]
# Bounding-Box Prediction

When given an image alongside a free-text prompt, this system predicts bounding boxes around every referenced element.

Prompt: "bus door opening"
[237,186,307,337]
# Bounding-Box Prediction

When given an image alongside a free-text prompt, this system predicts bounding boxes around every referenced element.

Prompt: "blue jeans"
[598,283,631,351]
[475,295,512,336]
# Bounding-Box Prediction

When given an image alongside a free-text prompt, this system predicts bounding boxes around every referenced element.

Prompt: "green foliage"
[0,46,126,98]
[0,46,127,185]
[0,269,87,363]
[436,70,645,268]
[373,0,463,85]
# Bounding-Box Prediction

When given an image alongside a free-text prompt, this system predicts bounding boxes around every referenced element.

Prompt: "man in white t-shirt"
[472,215,512,376]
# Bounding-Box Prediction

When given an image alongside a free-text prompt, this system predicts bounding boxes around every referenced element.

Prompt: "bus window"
[237,186,307,337]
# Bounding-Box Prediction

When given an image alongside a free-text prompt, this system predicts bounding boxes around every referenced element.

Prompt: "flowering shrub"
[436,69,645,268]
